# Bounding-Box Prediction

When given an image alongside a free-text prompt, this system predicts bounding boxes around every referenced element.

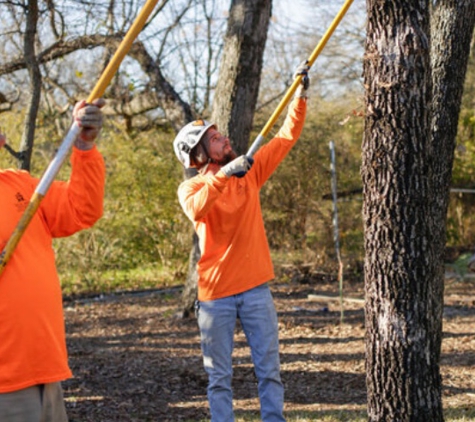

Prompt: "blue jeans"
[196,283,285,422]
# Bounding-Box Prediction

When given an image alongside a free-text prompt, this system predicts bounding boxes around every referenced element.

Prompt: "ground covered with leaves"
[63,274,475,421]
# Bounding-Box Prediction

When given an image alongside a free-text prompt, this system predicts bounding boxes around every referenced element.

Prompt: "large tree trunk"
[179,0,272,317]
[362,1,443,420]
[363,0,475,419]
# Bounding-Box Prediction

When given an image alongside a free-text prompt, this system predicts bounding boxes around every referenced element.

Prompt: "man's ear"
[191,143,208,167]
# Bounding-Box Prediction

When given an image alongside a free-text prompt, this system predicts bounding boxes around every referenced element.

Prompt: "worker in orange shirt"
[173,62,309,421]
[0,98,106,422]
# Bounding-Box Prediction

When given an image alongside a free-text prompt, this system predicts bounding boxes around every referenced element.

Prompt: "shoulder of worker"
[178,170,228,192]
[0,168,37,194]
[0,167,35,180]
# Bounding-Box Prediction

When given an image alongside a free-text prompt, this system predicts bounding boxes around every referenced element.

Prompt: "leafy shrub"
[53,125,192,293]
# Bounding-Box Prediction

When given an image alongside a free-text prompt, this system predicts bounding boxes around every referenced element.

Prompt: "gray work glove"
[221,155,254,178]
[293,60,310,98]
[73,98,105,149]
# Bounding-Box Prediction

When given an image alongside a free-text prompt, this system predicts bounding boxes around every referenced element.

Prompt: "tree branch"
[3,143,24,160]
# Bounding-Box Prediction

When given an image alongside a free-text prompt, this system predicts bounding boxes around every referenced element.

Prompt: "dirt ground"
[62,273,475,422]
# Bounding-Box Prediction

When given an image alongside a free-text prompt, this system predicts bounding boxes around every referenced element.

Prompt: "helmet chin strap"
[199,162,210,174]
[200,138,212,163]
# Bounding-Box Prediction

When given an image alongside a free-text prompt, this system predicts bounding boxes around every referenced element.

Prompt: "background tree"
[211,0,271,153]
[430,0,475,297]
[362,0,475,420]
[15,0,41,170]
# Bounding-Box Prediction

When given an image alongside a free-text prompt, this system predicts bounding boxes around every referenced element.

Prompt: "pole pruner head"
[173,119,215,168]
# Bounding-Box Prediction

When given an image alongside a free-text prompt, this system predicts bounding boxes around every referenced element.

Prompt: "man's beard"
[218,149,238,165]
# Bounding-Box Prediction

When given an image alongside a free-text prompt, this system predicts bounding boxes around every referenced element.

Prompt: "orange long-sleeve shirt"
[178,97,307,301]
[0,146,105,393]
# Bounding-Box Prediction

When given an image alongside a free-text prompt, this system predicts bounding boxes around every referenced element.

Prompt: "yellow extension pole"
[0,0,160,276]
[247,0,355,157]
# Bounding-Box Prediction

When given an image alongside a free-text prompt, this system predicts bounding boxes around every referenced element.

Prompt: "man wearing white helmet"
[174,62,309,422]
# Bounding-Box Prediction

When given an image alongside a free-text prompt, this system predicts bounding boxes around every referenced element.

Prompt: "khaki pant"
[0,382,68,422]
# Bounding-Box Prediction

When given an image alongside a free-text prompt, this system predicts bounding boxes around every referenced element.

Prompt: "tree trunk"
[178,231,200,318]
[430,0,475,271]
[19,0,42,171]
[428,5,475,416]
[362,1,443,420]
[211,0,272,154]
[178,0,272,317]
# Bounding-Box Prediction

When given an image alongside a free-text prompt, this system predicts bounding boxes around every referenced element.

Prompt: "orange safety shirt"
[178,97,307,301]
[0,146,105,393]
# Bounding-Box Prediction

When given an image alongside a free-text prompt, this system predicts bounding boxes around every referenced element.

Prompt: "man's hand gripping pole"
[246,0,355,158]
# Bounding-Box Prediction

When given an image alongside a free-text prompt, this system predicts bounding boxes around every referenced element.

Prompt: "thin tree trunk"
[179,231,200,318]
[19,0,42,171]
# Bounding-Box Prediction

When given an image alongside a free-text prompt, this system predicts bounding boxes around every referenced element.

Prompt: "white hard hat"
[173,119,215,168]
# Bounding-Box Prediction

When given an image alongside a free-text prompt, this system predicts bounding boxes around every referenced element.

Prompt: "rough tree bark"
[362,1,440,420]
[362,0,475,420]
